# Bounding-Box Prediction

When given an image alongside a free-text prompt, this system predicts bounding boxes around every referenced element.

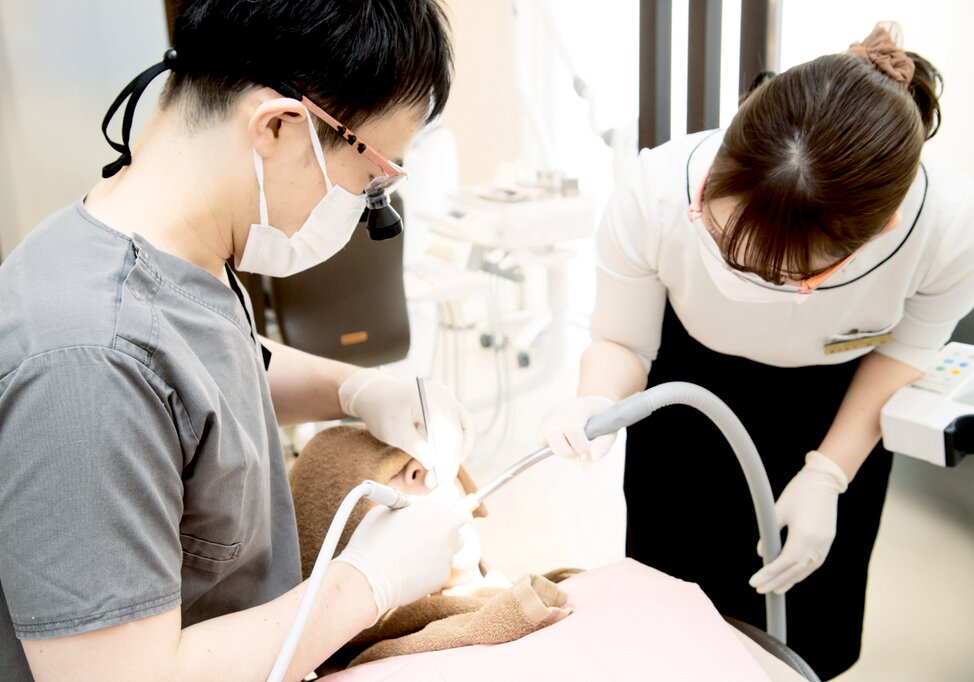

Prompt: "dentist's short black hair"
[160,0,453,146]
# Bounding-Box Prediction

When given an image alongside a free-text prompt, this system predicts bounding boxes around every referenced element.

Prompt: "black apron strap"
[225,264,272,371]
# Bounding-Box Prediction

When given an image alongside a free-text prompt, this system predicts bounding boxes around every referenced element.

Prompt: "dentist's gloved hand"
[340,368,474,488]
[335,485,469,620]
[538,396,617,463]
[749,450,849,595]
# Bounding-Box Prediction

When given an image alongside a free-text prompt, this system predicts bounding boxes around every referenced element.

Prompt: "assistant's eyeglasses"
[689,173,869,295]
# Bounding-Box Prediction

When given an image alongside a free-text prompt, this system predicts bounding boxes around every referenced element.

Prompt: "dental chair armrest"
[723,616,821,682]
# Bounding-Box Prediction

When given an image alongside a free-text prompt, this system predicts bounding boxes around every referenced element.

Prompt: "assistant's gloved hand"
[335,485,469,620]
[538,396,617,463]
[749,450,849,595]
[340,368,474,488]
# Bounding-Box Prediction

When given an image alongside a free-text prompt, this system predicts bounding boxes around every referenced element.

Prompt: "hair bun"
[847,21,915,85]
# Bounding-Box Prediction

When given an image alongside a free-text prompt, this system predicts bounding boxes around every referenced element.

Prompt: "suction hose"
[584,381,786,643]
[267,481,409,682]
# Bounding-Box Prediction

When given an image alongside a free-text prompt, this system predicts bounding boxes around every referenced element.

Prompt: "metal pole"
[639,0,673,149]
[739,0,781,99]
[687,0,722,133]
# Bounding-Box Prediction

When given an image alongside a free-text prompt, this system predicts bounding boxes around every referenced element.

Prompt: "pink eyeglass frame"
[299,94,408,195]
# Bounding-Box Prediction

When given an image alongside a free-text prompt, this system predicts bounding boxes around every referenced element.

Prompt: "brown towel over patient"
[288,425,573,669]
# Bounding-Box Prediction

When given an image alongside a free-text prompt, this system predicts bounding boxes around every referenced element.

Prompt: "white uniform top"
[591,130,974,372]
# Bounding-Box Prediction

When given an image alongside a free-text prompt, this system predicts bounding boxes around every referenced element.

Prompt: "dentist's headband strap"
[101,48,178,178]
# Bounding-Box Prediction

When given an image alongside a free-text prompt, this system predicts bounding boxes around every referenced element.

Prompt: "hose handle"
[584,392,647,440]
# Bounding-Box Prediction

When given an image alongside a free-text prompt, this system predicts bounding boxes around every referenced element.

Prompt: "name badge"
[823,332,893,355]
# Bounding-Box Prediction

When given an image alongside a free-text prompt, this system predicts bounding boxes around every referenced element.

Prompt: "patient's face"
[387,459,482,584]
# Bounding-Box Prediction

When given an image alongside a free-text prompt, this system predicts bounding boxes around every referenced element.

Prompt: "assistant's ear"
[247,92,310,160]
[879,211,902,235]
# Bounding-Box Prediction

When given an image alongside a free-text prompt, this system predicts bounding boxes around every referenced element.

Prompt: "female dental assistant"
[541,23,974,680]
[0,2,473,680]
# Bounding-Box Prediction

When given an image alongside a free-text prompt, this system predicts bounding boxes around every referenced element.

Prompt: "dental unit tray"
[473,382,788,644]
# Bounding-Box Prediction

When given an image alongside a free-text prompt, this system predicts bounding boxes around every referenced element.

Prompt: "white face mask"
[237,109,367,277]
[693,219,810,305]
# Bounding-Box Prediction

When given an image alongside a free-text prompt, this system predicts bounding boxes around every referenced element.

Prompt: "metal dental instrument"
[469,396,626,505]
[416,376,443,487]
[470,445,554,504]
[470,392,639,505]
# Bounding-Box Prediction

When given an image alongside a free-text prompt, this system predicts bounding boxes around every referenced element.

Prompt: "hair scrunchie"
[847,21,915,85]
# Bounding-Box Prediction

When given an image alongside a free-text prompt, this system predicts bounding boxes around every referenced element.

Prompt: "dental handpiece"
[364,480,410,509]
[469,404,627,506]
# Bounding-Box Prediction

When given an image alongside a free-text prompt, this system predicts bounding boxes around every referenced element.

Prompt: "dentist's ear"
[247,91,310,160]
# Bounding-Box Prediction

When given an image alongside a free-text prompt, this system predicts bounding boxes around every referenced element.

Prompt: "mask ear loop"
[252,150,270,225]
[251,107,334,228]
[101,48,178,178]
[304,108,334,193]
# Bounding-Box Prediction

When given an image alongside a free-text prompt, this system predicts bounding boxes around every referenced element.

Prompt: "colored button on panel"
[952,369,962,375]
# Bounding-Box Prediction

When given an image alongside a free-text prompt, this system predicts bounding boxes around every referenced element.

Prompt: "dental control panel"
[881,343,974,467]
[912,343,974,396]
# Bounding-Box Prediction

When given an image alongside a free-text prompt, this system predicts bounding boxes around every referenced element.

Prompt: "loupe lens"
[364,188,403,240]
[365,174,407,195]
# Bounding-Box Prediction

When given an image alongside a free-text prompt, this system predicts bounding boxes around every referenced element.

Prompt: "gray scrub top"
[0,202,302,679]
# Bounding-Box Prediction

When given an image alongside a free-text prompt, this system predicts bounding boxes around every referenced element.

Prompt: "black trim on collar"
[685,130,723,205]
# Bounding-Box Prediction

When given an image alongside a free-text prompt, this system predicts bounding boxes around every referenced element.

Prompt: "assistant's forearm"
[578,340,648,401]
[176,562,376,681]
[261,337,358,425]
[817,351,922,481]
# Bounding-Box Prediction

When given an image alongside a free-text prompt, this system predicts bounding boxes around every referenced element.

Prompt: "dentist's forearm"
[176,561,376,680]
[23,562,377,682]
[261,336,359,425]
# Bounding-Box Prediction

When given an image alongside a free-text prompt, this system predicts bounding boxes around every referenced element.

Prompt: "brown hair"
[705,51,942,284]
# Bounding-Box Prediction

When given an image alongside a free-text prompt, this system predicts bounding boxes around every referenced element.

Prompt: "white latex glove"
[749,450,849,595]
[334,485,469,619]
[340,368,474,488]
[538,396,617,462]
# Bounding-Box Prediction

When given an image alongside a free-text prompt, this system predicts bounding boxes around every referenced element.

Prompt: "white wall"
[0,2,169,258]
[438,2,524,186]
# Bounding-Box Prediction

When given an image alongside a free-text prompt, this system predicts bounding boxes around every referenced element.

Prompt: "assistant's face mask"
[693,219,811,305]
[237,109,366,277]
